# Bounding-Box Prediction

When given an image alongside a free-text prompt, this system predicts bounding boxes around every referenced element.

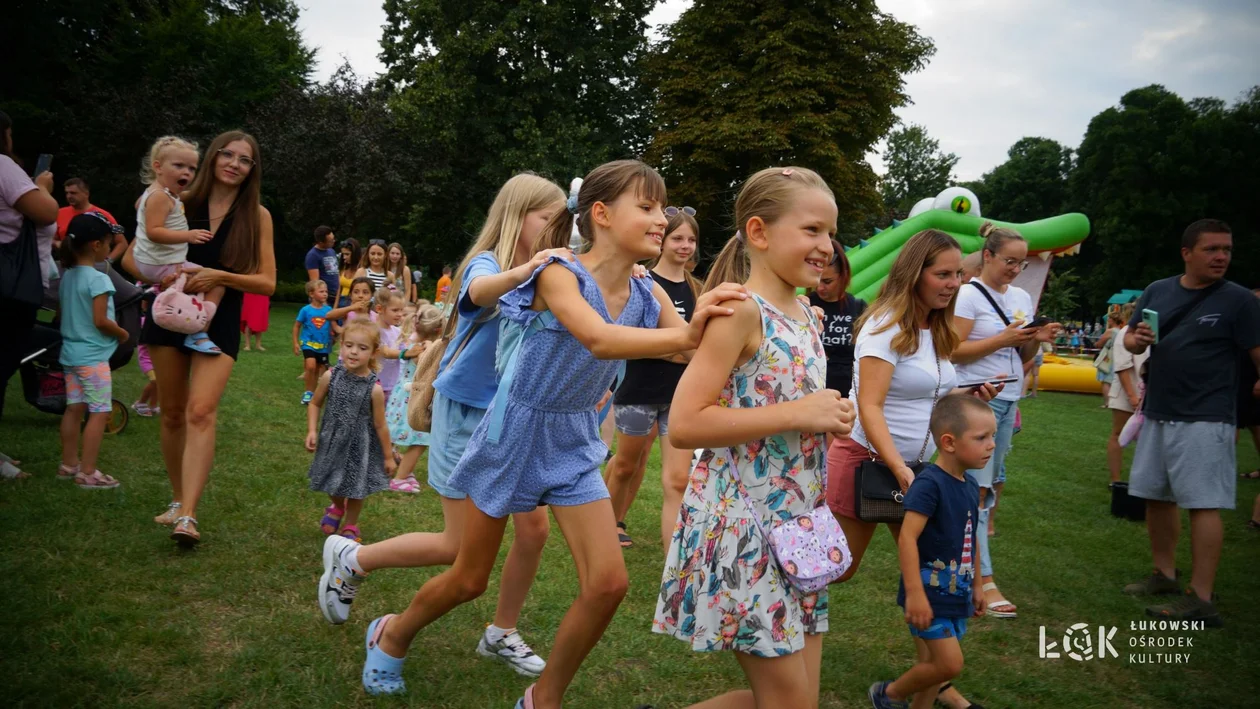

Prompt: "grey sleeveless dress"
[308,364,389,498]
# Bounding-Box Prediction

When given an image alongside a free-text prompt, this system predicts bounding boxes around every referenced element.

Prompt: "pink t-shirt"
[0,154,56,286]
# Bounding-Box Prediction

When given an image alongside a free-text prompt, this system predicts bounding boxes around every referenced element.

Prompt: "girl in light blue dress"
[383,304,443,492]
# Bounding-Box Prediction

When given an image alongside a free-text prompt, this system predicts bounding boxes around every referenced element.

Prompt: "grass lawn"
[4,302,1259,708]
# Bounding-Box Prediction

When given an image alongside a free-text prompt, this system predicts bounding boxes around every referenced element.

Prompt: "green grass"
[4,302,1259,708]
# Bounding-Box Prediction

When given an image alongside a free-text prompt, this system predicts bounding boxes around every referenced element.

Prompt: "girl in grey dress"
[306,319,396,541]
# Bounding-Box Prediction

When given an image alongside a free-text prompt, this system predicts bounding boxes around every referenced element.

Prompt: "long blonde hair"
[855,229,962,359]
[446,173,566,313]
[703,167,833,292]
[140,136,199,185]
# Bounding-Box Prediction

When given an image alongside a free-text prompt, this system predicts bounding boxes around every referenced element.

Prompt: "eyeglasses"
[664,206,696,218]
[998,256,1030,271]
[217,148,255,169]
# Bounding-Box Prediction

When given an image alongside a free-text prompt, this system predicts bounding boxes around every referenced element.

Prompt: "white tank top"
[134,187,190,266]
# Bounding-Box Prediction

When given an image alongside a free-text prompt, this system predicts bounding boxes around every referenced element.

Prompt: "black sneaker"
[1123,569,1181,595]
[1145,589,1223,627]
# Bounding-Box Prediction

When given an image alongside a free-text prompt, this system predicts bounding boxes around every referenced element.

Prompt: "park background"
[3,1,1260,707]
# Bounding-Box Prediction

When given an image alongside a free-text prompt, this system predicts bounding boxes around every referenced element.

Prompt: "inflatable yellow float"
[1038,355,1102,394]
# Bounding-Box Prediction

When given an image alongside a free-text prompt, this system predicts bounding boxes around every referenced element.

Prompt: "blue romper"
[447,256,660,518]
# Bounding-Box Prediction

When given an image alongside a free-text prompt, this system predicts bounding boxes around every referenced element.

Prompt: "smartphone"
[1142,309,1160,343]
[959,377,1019,389]
[33,153,53,177]
[1022,315,1051,329]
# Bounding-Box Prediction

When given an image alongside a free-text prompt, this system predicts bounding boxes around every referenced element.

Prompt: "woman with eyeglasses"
[603,205,701,550]
[356,240,392,293]
[123,131,277,546]
[337,239,361,309]
[950,222,1059,618]
[810,240,866,399]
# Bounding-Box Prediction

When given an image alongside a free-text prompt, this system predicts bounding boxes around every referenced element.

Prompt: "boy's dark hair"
[64,177,88,191]
[314,225,334,243]
[930,394,994,443]
[1182,219,1231,250]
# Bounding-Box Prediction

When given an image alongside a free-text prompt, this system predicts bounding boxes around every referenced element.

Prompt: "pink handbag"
[152,274,216,335]
[734,465,852,594]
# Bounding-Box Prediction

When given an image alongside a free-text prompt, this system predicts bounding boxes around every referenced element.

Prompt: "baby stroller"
[18,261,145,435]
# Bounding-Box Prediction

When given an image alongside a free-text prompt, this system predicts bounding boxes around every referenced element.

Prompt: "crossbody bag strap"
[1158,280,1224,338]
[967,280,1020,375]
[853,344,940,466]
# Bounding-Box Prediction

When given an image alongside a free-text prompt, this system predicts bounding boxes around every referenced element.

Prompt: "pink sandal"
[58,463,79,480]
[75,470,120,489]
[389,476,420,494]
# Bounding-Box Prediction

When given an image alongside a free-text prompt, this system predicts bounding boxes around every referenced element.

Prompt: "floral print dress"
[653,294,829,657]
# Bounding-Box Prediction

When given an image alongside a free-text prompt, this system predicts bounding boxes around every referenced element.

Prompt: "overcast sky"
[298,0,1260,180]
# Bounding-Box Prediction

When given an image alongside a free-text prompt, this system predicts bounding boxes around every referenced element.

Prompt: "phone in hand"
[959,377,1019,389]
[1142,309,1160,343]
[33,154,53,177]
[1021,316,1051,329]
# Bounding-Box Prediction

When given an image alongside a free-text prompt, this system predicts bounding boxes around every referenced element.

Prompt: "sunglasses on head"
[664,206,696,218]
[369,239,387,247]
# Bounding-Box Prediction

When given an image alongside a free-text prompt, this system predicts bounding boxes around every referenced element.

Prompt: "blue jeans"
[969,397,1017,578]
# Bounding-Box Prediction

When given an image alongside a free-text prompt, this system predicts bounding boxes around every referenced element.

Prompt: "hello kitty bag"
[152,273,216,335]
[732,459,852,594]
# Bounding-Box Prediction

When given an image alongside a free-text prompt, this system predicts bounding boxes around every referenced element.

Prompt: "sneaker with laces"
[1123,569,1181,596]
[868,681,909,709]
[1145,589,1223,627]
[320,535,366,625]
[476,628,546,677]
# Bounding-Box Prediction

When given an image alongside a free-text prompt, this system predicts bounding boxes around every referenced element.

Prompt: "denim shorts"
[907,616,967,640]
[427,391,486,500]
[615,403,670,437]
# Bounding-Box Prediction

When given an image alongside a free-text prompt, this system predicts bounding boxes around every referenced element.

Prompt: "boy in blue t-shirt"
[870,394,995,709]
[294,280,359,405]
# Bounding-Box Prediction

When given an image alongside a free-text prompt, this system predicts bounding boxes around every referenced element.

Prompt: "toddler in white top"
[134,136,224,354]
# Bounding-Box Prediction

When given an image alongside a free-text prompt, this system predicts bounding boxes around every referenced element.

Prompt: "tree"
[645,0,933,249]
[878,124,958,214]
[1069,85,1260,307]
[974,137,1072,223]
[1038,268,1081,322]
[380,0,658,267]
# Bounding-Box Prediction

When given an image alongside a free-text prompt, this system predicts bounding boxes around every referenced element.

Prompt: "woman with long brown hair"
[810,239,866,397]
[124,130,276,546]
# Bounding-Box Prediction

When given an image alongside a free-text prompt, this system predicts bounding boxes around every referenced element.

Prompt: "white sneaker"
[476,628,546,677]
[320,535,366,625]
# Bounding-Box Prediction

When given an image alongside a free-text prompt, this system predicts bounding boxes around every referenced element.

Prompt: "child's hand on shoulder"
[685,282,749,347]
[905,593,933,630]
[790,390,853,435]
[305,430,317,452]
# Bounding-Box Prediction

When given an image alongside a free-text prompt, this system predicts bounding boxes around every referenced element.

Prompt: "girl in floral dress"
[384,304,444,492]
[656,167,855,708]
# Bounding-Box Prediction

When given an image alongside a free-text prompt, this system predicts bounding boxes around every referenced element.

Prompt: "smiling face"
[916,247,963,312]
[983,238,1029,287]
[388,246,404,268]
[1183,231,1232,283]
[661,223,697,267]
[599,184,668,261]
[380,298,405,326]
[758,187,838,290]
[155,147,199,193]
[214,139,254,187]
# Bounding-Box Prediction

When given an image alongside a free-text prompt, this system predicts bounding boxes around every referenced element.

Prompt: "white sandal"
[154,502,182,525]
[983,582,1017,618]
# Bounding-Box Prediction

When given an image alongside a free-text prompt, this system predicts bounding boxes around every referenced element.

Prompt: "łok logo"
[1039,623,1118,661]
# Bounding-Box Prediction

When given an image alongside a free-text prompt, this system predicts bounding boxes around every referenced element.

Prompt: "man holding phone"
[1122,219,1260,627]
[55,178,124,260]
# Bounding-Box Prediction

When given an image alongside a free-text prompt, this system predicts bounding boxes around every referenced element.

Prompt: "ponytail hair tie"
[735,230,745,242]
[566,195,579,215]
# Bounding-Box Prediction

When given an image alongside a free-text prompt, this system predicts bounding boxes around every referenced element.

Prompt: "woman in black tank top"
[124,131,277,547]
[603,208,701,549]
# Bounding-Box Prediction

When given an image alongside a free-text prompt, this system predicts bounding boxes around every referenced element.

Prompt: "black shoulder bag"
[853,348,942,523]
[0,218,44,306]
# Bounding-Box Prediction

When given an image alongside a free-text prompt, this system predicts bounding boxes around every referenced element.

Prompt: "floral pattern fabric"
[653,294,829,657]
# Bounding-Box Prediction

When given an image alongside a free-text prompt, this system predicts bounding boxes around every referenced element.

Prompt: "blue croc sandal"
[363,615,406,695]
[513,683,536,709]
[183,332,222,355]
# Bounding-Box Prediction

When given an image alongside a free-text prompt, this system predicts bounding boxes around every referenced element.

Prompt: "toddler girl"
[132,136,223,354]
[654,167,855,708]
[306,319,397,542]
[56,213,131,489]
[384,304,444,492]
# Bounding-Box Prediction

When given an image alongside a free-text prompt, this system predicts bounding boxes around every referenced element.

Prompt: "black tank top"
[139,202,246,359]
[614,271,696,405]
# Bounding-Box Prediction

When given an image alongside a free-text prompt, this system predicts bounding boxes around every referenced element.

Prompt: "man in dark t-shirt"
[305,225,340,298]
[1121,219,1260,626]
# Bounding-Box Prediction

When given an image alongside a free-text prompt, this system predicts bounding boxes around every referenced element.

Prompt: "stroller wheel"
[105,399,128,435]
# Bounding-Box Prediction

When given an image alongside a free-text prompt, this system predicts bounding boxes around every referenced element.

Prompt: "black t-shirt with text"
[615,272,696,406]
[1128,276,1260,424]
[809,292,866,396]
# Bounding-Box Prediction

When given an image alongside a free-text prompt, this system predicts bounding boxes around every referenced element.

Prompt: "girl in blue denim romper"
[355,160,748,708]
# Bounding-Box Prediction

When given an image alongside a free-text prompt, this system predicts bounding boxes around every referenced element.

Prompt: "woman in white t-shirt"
[951,222,1059,617]
[1106,304,1147,484]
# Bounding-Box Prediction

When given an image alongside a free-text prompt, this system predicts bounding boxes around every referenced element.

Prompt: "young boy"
[294,281,361,405]
[870,394,995,709]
